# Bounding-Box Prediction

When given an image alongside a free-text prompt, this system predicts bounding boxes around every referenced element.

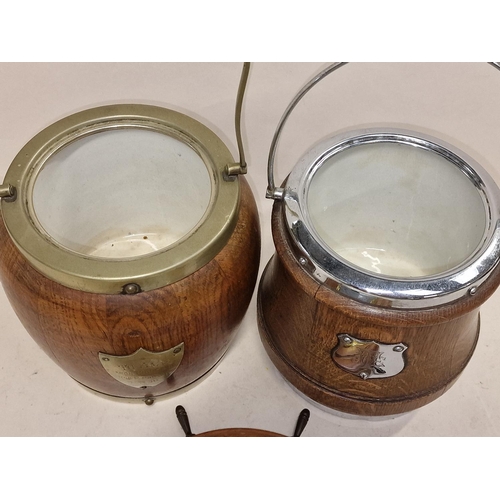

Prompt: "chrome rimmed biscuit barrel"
[0,63,260,404]
[258,62,500,416]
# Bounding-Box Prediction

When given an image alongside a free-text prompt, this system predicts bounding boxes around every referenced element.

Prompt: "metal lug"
[0,184,16,202]
[225,162,247,177]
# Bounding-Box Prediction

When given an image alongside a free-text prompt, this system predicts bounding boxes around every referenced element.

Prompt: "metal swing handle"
[266,62,500,201]
[226,62,250,177]
[0,63,251,199]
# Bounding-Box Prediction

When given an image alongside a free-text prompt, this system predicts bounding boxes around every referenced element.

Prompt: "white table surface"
[1,62,499,437]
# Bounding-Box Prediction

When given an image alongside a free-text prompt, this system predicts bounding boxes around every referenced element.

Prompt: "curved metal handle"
[266,62,500,200]
[226,62,250,177]
[0,63,251,194]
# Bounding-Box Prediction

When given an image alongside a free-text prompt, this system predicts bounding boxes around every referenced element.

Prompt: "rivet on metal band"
[123,283,141,295]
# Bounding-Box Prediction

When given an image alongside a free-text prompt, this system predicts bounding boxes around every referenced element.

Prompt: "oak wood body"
[258,200,500,416]
[196,428,282,437]
[0,178,260,399]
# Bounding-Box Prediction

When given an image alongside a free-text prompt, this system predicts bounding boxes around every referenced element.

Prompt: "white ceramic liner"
[307,141,487,278]
[32,128,212,259]
[283,129,500,309]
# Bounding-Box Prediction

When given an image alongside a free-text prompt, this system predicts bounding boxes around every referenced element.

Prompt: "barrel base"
[257,269,480,417]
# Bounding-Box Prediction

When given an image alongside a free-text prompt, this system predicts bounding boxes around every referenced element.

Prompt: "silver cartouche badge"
[332,334,407,380]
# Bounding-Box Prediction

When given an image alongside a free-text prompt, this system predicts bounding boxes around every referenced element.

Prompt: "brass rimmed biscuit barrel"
[0,64,260,403]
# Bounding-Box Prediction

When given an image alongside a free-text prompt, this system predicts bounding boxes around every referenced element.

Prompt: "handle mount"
[266,62,500,200]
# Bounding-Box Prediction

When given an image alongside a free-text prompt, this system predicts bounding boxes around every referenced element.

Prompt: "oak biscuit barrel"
[174,406,310,437]
[0,66,260,403]
[258,194,500,416]
[259,63,500,417]
[0,173,259,401]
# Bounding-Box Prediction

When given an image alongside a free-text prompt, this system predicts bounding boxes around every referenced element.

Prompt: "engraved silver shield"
[332,334,407,380]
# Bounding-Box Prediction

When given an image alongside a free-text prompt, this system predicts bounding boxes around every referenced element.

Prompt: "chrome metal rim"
[1,104,240,294]
[283,128,500,309]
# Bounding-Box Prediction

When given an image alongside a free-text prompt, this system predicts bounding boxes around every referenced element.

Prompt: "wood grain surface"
[258,199,500,416]
[0,177,260,400]
[195,428,283,437]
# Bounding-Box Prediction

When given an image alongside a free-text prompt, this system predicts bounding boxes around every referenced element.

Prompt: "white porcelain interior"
[306,142,487,278]
[32,128,212,259]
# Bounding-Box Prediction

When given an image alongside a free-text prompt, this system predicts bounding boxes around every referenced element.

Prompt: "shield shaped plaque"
[332,334,407,380]
[99,343,184,388]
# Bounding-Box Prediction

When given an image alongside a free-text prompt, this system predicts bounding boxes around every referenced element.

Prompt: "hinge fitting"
[225,162,247,177]
[0,184,16,202]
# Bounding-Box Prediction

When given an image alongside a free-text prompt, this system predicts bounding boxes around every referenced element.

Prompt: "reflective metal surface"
[99,343,184,388]
[266,62,500,200]
[76,348,225,404]
[228,62,250,177]
[332,334,407,380]
[284,129,500,309]
[266,62,347,199]
[0,183,16,200]
[1,104,240,293]
[1,63,251,294]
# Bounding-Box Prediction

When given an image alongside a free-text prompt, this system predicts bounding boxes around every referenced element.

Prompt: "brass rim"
[1,104,240,293]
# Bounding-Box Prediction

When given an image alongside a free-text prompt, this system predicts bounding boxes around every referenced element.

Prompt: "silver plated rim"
[283,128,500,309]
